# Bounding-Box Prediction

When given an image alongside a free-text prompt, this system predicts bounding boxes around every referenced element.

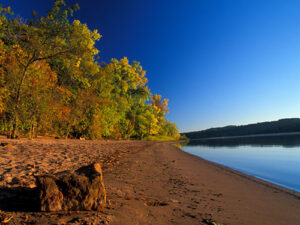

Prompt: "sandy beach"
[0,138,300,224]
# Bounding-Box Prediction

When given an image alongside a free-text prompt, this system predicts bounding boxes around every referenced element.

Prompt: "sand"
[0,138,300,224]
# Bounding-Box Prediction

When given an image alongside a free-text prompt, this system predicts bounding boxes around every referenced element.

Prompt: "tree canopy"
[0,1,180,140]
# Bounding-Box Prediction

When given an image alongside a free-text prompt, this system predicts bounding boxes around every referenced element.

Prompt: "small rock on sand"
[36,163,106,212]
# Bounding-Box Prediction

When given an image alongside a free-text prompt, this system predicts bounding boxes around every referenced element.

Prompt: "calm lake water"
[181,134,300,193]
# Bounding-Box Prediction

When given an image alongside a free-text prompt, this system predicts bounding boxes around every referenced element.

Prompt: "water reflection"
[182,134,300,193]
[172,142,188,148]
[188,133,300,147]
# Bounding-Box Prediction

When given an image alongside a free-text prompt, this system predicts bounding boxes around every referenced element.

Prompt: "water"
[181,133,300,193]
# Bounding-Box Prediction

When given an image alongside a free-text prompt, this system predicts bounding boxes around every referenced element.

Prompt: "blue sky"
[3,0,300,132]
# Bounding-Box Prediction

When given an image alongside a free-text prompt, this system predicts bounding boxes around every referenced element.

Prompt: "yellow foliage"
[76,59,81,68]
[0,1,179,140]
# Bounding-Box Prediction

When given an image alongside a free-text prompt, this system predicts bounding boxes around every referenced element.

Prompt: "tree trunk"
[10,63,30,139]
[11,116,18,139]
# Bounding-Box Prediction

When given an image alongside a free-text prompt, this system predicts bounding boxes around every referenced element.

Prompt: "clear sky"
[2,0,300,132]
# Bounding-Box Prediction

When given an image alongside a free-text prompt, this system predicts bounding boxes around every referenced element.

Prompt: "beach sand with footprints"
[0,138,299,224]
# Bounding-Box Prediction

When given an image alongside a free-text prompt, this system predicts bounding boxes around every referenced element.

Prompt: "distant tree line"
[186,134,300,147]
[182,118,300,139]
[0,1,180,140]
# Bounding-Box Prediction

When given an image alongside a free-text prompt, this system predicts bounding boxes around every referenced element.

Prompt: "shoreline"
[103,142,300,224]
[0,139,300,224]
[179,146,300,199]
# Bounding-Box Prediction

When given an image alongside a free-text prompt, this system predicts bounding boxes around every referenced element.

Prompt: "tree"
[0,1,179,140]
[0,0,101,138]
[151,94,169,115]
[93,57,151,139]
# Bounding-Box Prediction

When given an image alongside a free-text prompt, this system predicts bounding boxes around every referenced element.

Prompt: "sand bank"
[0,139,299,224]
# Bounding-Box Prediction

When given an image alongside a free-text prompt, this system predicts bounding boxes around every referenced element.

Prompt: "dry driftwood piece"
[36,163,106,212]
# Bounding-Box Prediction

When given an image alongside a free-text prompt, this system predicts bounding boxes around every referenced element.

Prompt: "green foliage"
[180,134,189,141]
[0,1,179,140]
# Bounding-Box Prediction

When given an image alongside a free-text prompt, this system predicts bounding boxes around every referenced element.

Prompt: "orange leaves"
[0,40,5,74]
[59,106,71,118]
[3,6,11,13]
[0,6,12,16]
[151,94,169,115]
[0,1,179,140]
[26,61,58,90]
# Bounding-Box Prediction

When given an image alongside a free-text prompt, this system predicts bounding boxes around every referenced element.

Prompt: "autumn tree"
[91,57,151,139]
[0,1,100,138]
[0,1,179,140]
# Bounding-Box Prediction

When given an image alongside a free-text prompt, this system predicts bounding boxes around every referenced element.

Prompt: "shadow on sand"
[0,187,40,212]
